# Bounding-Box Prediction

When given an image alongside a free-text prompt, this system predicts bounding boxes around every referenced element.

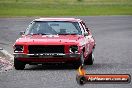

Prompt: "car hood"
[15,35,84,45]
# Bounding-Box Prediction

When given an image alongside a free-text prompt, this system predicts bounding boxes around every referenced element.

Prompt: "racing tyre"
[74,53,84,68]
[84,52,94,65]
[14,59,25,70]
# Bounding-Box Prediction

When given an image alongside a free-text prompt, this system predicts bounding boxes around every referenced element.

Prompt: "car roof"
[34,18,82,22]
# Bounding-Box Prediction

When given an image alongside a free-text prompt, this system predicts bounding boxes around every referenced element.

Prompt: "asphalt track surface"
[0,16,132,88]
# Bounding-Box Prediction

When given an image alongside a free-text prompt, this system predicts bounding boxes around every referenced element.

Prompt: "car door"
[80,21,90,57]
[82,21,95,54]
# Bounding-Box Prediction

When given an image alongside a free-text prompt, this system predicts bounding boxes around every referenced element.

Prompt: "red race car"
[13,18,96,70]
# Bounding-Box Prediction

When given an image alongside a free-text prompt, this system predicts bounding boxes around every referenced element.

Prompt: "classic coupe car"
[13,18,96,70]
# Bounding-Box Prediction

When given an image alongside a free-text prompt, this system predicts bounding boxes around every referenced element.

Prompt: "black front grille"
[28,45,64,54]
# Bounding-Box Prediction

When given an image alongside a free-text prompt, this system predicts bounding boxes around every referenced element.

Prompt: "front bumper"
[13,53,81,59]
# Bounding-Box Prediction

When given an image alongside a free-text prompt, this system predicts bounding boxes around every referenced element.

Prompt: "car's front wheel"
[74,53,84,68]
[84,52,94,65]
[14,59,25,70]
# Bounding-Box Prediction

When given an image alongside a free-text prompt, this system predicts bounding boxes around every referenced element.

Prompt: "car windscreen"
[25,21,82,35]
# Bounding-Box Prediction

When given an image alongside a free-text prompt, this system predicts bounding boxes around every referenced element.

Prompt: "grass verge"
[0,0,132,16]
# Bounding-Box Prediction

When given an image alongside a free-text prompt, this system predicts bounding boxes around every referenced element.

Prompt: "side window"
[82,21,87,29]
[79,22,84,34]
[80,21,87,33]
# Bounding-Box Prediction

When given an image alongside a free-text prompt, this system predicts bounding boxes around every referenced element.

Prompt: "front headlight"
[14,45,23,53]
[69,45,78,53]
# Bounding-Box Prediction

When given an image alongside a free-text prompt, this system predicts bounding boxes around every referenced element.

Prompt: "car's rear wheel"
[14,58,25,70]
[84,52,94,65]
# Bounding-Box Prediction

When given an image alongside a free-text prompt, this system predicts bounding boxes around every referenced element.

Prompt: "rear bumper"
[13,53,81,63]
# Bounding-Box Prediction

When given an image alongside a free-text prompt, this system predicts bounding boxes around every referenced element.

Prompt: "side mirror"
[86,28,91,35]
[84,32,88,36]
[19,31,25,35]
[86,28,89,32]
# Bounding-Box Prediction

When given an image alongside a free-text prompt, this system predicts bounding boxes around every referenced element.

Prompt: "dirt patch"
[0,51,13,72]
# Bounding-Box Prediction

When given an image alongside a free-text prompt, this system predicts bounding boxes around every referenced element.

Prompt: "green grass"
[0,0,132,17]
